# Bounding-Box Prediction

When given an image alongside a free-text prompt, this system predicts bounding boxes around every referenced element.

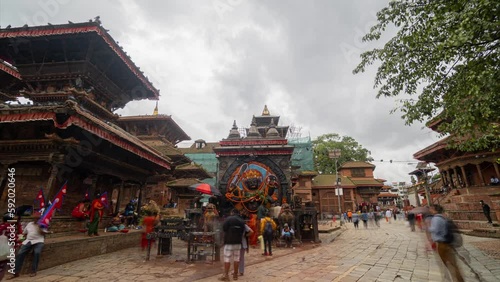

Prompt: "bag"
[442,216,463,248]
[0,234,9,260]
[264,220,273,236]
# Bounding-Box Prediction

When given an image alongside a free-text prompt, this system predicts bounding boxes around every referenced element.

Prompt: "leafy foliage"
[312,133,373,174]
[354,0,500,151]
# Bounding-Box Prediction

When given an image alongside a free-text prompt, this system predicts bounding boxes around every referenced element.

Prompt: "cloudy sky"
[1,0,441,183]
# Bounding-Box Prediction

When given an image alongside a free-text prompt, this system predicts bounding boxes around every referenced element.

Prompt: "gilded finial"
[262,105,270,116]
[153,101,159,115]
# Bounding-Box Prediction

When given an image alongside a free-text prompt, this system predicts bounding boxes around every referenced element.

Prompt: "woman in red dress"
[88,196,104,237]
[141,211,160,250]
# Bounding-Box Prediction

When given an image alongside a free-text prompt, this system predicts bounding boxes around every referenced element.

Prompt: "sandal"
[218,275,230,281]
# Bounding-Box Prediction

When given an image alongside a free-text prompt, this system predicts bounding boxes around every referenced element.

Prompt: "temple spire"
[153,101,159,115]
[262,105,270,116]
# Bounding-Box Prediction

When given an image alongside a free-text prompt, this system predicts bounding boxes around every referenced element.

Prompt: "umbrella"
[188,183,222,196]
[409,206,430,214]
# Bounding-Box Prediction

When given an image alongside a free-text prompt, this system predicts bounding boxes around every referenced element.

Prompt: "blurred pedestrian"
[7,213,50,279]
[239,222,253,277]
[220,209,245,281]
[352,211,360,229]
[428,204,464,282]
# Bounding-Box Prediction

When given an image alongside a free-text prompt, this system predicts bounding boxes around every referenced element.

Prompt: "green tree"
[312,133,373,174]
[354,0,500,152]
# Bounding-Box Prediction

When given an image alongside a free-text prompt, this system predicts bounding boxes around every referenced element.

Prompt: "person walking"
[238,221,253,277]
[8,213,49,279]
[361,211,368,229]
[428,204,464,282]
[352,211,360,229]
[347,210,352,223]
[480,200,493,224]
[260,210,277,256]
[407,211,416,232]
[220,209,245,281]
[385,209,392,223]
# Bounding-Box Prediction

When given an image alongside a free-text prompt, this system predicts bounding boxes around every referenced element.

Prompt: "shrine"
[214,106,320,243]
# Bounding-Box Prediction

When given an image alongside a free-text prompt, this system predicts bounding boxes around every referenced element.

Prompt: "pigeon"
[48,23,53,26]
[6,25,11,29]
[68,20,74,24]
[22,24,28,28]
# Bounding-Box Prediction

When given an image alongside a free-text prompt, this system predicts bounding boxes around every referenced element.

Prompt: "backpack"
[264,219,274,236]
[439,215,463,248]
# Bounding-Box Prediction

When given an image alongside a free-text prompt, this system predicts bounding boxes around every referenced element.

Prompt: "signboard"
[335,188,343,196]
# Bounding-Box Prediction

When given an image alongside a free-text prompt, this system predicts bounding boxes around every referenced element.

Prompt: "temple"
[0,21,192,220]
[413,116,500,230]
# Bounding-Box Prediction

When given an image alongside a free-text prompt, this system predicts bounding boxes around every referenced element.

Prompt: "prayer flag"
[38,202,56,228]
[34,187,46,210]
[100,192,109,208]
[53,181,68,210]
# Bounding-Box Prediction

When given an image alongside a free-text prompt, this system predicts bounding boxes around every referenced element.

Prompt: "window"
[351,168,365,177]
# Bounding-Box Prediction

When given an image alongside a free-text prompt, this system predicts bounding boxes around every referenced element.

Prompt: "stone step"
[466,226,500,239]
[453,220,497,230]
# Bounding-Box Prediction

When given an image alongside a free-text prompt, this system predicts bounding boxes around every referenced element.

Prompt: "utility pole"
[329,149,342,226]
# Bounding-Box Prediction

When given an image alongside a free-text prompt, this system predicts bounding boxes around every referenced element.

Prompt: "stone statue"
[278,203,294,230]
[203,203,219,232]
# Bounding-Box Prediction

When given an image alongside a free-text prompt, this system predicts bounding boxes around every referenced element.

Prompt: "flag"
[100,192,109,208]
[53,181,68,210]
[34,187,46,210]
[38,202,56,228]
[84,189,89,200]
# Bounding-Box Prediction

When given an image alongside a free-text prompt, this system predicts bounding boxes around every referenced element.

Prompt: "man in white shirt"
[385,209,392,223]
[8,213,48,279]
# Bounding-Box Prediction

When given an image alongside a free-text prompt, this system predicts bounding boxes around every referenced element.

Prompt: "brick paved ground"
[5,219,500,282]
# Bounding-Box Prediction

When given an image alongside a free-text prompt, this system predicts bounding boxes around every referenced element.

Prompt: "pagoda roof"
[0,59,22,100]
[0,104,172,170]
[0,21,159,105]
[118,114,191,144]
[312,175,355,187]
[378,193,398,198]
[173,162,212,179]
[413,137,450,162]
[350,177,384,186]
[340,161,375,169]
[166,178,201,187]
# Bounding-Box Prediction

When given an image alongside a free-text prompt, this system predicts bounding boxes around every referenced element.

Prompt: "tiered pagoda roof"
[0,21,159,109]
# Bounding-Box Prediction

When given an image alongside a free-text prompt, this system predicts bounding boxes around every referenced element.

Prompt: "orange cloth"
[248,214,258,246]
[89,199,104,221]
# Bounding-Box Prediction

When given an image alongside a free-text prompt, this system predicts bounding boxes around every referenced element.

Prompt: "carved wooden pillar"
[453,167,461,187]
[460,166,470,187]
[494,162,500,179]
[115,179,125,214]
[46,163,61,200]
[0,162,13,204]
[447,169,455,188]
[476,164,486,186]
[136,183,145,214]
[439,170,448,186]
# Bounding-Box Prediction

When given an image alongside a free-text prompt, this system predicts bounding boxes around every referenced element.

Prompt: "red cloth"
[141,216,157,249]
[71,203,89,219]
[89,199,104,221]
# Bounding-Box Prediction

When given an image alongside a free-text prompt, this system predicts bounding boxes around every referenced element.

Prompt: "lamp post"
[329,149,342,225]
